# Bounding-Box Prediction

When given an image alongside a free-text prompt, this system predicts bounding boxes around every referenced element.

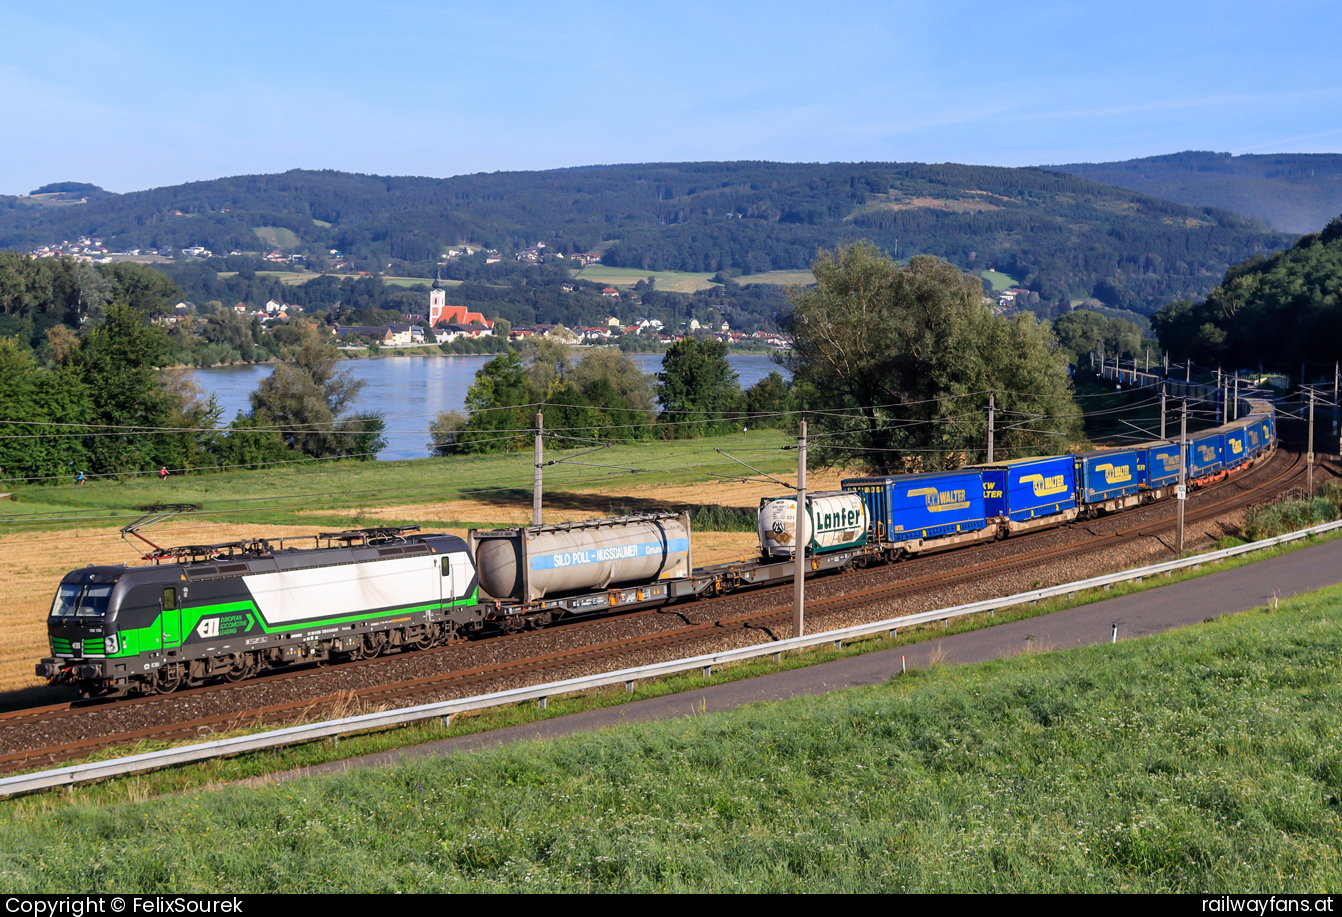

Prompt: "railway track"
[0,445,1313,775]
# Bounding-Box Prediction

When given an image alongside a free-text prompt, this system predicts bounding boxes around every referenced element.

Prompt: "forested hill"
[1151,216,1342,370]
[0,161,1292,315]
[1052,152,1342,235]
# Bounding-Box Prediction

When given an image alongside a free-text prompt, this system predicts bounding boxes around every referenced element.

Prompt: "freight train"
[37,398,1277,698]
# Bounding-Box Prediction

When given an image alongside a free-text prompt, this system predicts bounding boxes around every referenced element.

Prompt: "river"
[190,352,789,460]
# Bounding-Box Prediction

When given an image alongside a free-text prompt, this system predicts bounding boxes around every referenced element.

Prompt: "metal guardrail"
[4,516,1341,798]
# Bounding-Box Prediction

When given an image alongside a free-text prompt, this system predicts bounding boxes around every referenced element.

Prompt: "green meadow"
[3,584,1340,891]
[0,430,797,532]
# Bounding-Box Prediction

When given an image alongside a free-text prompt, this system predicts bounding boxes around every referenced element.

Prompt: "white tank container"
[470,513,692,603]
[758,491,868,558]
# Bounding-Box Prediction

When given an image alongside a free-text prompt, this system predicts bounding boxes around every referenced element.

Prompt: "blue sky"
[2,0,1339,194]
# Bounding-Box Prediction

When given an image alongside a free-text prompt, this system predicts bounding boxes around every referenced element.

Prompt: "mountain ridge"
[0,160,1295,315]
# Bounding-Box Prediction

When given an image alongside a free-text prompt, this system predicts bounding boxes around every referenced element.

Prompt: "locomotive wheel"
[155,663,184,694]
[223,654,257,683]
[408,629,433,651]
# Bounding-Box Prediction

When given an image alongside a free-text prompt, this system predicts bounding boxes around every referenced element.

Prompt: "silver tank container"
[469,512,693,603]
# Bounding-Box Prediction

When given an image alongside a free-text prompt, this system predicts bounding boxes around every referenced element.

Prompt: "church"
[429,273,493,329]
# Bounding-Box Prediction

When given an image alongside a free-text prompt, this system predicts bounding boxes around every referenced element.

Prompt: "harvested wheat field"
[0,516,760,694]
[572,471,848,510]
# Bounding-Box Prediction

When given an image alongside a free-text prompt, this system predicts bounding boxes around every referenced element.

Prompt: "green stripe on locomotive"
[104,589,480,658]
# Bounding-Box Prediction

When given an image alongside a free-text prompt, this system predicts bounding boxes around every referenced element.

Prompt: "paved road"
[245,536,1342,786]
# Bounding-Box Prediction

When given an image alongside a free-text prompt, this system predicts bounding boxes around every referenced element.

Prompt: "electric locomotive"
[38,529,478,697]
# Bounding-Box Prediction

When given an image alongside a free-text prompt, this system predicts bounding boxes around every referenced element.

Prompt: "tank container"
[757,491,867,558]
[470,513,692,603]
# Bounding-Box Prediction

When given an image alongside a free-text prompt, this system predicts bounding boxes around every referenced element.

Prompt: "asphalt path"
[245,536,1342,786]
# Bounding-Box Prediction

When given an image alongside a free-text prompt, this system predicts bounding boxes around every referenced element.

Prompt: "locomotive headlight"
[105,634,118,654]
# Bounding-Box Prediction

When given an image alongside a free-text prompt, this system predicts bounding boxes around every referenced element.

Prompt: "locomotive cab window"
[162,587,177,610]
[50,584,81,618]
[51,584,114,618]
[440,557,451,577]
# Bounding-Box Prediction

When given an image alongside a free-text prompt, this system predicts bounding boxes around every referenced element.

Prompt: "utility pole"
[1164,352,1169,377]
[1160,382,1167,440]
[987,394,995,463]
[1186,361,1191,383]
[533,412,544,526]
[1178,401,1187,555]
[793,420,807,639]
[1308,388,1316,494]
[1217,367,1225,424]
[1232,374,1239,421]
[1145,349,1149,373]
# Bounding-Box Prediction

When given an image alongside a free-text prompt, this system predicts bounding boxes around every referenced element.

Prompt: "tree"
[75,302,181,473]
[743,370,792,428]
[446,342,658,453]
[656,337,740,436]
[428,410,468,456]
[248,325,383,459]
[0,338,91,480]
[100,262,180,317]
[1050,309,1145,366]
[782,243,1080,473]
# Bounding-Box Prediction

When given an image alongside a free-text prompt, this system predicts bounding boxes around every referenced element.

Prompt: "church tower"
[429,270,447,327]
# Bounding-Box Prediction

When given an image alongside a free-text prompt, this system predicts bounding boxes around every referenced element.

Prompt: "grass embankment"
[4,582,1341,891]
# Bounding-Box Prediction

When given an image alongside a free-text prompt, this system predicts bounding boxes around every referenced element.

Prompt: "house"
[232,303,249,314]
[383,324,418,346]
[334,325,387,343]
[435,323,492,343]
[601,287,620,299]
